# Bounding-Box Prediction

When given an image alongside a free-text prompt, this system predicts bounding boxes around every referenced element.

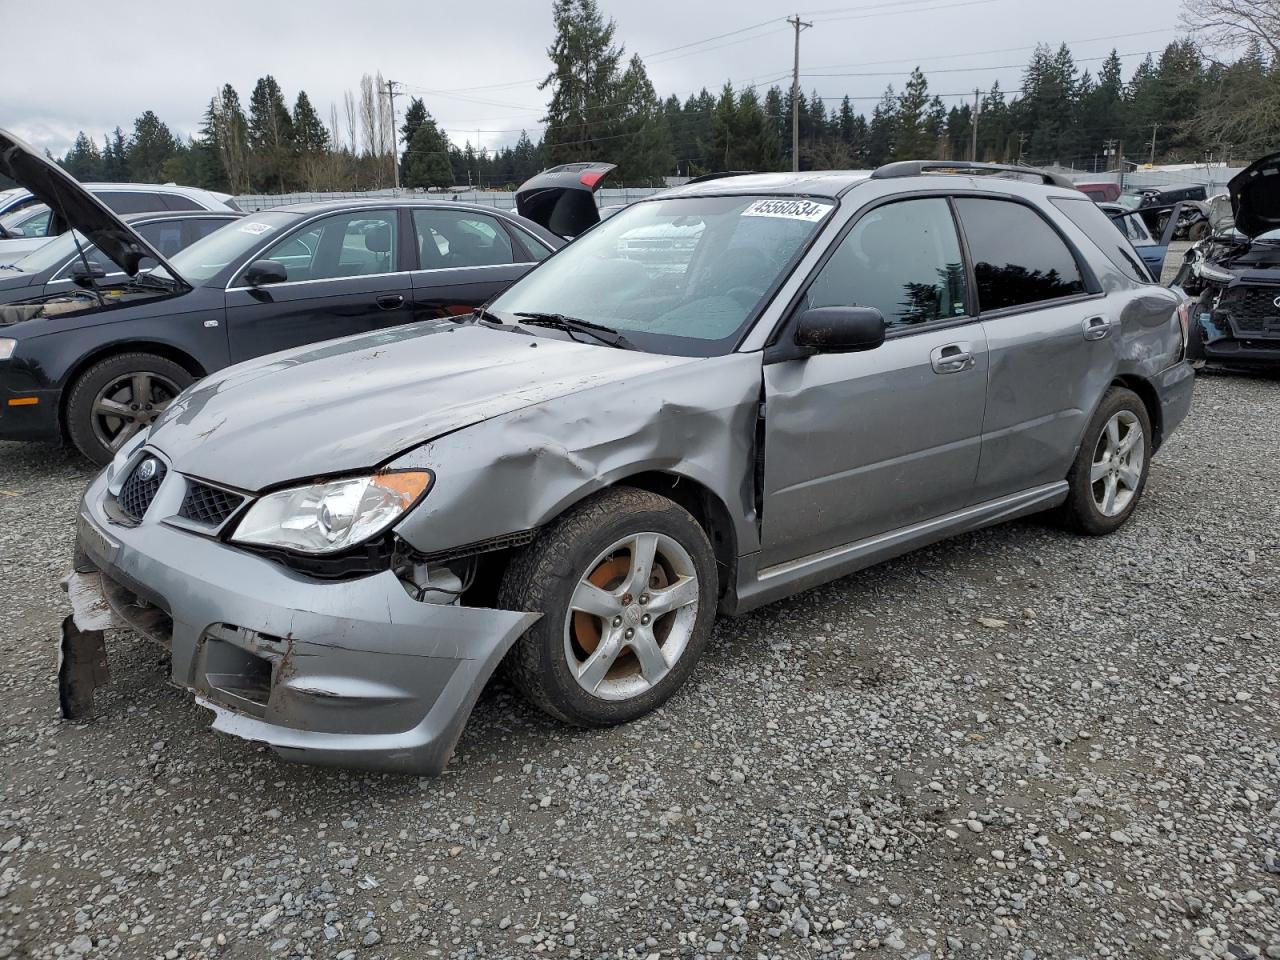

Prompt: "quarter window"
[257,211,398,282]
[954,198,1086,311]
[1049,197,1151,283]
[97,191,170,214]
[413,210,515,268]
[804,197,969,329]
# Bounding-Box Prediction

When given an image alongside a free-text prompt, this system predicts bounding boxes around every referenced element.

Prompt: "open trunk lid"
[515,162,615,239]
[0,127,188,284]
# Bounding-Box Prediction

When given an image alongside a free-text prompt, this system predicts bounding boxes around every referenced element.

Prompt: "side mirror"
[794,306,886,354]
[5,227,25,239]
[242,259,288,286]
[70,260,107,288]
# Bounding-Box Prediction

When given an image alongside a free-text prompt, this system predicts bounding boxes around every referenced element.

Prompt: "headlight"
[0,338,15,361]
[1193,262,1234,284]
[233,470,433,555]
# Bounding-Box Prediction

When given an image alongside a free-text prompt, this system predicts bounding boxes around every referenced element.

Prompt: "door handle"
[376,294,405,310]
[930,342,974,374]
[1082,315,1111,341]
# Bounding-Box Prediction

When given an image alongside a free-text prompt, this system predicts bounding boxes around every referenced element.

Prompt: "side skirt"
[727,481,1068,615]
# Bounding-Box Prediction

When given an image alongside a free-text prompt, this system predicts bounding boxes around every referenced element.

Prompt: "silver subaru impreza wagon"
[37,141,1193,773]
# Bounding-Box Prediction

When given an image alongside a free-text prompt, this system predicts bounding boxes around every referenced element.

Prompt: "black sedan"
[0,209,241,305]
[0,129,580,463]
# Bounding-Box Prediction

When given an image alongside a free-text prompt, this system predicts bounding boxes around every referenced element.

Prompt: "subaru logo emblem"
[136,458,159,482]
[1272,295,1280,309]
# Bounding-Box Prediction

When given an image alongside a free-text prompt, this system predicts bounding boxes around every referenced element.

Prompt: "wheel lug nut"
[641,615,650,625]
[639,594,649,605]
[624,628,634,639]
[622,593,633,605]
[612,616,622,627]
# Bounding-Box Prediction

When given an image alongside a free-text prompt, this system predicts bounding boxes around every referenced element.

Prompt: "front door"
[760,196,988,568]
[408,208,533,320]
[951,197,1112,502]
[224,209,412,362]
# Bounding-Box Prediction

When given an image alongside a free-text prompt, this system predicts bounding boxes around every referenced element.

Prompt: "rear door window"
[413,210,515,268]
[1049,197,1152,283]
[137,220,185,258]
[954,198,1086,311]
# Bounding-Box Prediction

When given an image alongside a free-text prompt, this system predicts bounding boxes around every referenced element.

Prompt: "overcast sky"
[2,0,1186,161]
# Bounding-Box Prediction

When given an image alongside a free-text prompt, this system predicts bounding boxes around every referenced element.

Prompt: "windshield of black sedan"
[154,211,298,283]
[489,195,834,353]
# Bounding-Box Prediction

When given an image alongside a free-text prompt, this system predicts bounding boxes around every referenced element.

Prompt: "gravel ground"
[0,370,1277,960]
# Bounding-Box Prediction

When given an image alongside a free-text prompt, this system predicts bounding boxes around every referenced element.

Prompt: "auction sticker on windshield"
[239,222,274,236]
[742,198,831,222]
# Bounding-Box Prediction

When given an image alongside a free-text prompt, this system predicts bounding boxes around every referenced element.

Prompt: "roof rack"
[870,160,1075,190]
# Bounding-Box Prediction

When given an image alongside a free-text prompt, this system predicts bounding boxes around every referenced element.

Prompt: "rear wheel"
[1058,387,1152,535]
[499,487,718,727]
[66,353,192,465]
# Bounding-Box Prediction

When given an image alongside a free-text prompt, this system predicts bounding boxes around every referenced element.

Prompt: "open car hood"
[515,162,615,239]
[0,127,186,282]
[1229,152,1280,239]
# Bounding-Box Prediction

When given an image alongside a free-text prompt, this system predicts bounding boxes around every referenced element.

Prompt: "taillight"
[1175,298,1194,359]
[579,171,604,189]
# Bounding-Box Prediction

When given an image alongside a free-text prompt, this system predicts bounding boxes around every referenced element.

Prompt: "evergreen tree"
[204,85,250,194]
[126,111,177,181]
[613,53,673,182]
[399,97,428,178]
[540,0,625,165]
[893,70,930,160]
[248,75,296,192]
[62,133,103,180]
[867,86,898,166]
[102,128,129,181]
[404,113,454,189]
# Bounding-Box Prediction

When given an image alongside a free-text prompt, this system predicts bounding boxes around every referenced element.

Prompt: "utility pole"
[384,78,401,193]
[970,88,981,162]
[1016,132,1027,165]
[1148,123,1158,166]
[788,14,812,173]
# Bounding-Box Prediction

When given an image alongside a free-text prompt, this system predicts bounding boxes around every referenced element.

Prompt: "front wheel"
[65,353,193,465]
[1057,387,1152,535]
[498,487,718,727]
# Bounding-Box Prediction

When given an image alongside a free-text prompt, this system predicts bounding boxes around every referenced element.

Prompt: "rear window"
[1050,197,1152,283]
[97,191,170,214]
[954,198,1087,312]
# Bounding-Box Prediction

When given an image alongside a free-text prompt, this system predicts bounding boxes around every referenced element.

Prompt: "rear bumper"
[69,466,539,775]
[1153,359,1195,448]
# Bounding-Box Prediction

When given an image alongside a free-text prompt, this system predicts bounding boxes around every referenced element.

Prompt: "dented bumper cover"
[67,469,539,775]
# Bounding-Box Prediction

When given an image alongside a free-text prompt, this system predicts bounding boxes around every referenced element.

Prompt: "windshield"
[11,229,87,273]
[1117,194,1144,212]
[1,204,45,231]
[489,195,834,355]
[155,211,297,284]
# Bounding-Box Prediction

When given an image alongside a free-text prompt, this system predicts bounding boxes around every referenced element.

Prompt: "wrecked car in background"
[58,157,1193,776]
[1173,152,1280,370]
[0,128,567,464]
[1119,183,1211,241]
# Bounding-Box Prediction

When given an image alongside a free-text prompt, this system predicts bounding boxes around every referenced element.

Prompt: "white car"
[0,183,239,261]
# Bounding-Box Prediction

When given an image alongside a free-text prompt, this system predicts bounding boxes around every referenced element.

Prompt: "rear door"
[760,196,988,567]
[224,208,412,362]
[408,208,532,320]
[955,196,1113,502]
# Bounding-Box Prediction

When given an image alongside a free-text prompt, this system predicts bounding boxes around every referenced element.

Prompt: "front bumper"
[68,465,539,775]
[0,380,60,441]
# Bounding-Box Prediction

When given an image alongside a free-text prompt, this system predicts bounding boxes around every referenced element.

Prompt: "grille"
[117,458,167,521]
[1216,287,1280,336]
[179,482,244,527]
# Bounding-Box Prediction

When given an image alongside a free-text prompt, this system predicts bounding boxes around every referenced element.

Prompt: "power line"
[800,46,1165,78]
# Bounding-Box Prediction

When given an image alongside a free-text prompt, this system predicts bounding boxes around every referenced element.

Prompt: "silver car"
[53,148,1195,774]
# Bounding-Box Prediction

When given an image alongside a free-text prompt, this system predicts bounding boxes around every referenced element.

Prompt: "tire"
[1057,387,1153,536]
[65,352,193,465]
[498,487,718,727]
[1188,220,1210,242]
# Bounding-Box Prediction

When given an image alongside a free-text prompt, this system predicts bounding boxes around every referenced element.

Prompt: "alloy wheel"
[562,532,700,702]
[1090,410,1145,517]
[90,371,180,453]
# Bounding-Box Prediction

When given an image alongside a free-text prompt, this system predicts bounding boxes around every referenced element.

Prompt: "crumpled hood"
[1229,151,1280,239]
[147,321,697,490]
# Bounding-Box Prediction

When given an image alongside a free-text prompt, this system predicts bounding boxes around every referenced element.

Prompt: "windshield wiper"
[0,263,21,272]
[473,306,508,325]
[513,311,636,350]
